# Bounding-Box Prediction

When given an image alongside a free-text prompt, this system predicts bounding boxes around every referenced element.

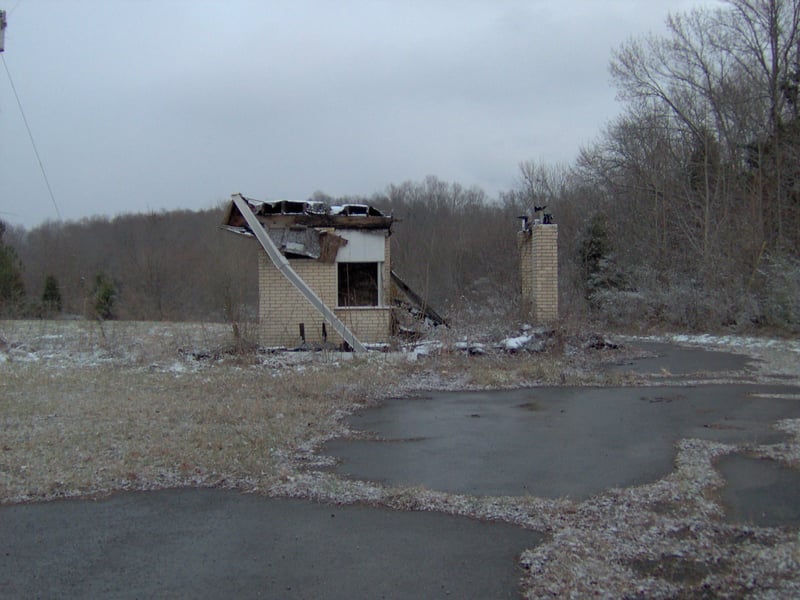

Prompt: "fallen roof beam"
[391,270,447,326]
[231,193,367,353]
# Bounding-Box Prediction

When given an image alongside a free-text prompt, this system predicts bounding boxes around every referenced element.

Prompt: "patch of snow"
[169,361,187,373]
[11,350,40,362]
[643,332,800,354]
[503,334,532,350]
[365,343,390,351]
[405,341,442,361]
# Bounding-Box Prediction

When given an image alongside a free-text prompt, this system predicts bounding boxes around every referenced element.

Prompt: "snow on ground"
[626,332,800,384]
[668,333,800,352]
[503,334,533,350]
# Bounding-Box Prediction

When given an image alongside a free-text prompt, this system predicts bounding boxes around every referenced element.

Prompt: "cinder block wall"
[334,307,393,344]
[518,231,534,315]
[518,224,558,323]
[257,256,335,347]
[257,233,393,347]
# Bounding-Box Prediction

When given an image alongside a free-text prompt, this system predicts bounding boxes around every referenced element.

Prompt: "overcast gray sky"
[1,0,720,230]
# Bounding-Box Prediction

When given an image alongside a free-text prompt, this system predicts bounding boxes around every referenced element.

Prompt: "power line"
[2,53,62,220]
[9,0,26,16]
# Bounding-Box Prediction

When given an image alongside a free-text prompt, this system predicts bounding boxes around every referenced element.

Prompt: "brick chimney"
[518,222,558,323]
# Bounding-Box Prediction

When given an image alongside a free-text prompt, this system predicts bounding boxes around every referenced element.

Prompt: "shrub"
[41,274,63,316]
[92,272,117,320]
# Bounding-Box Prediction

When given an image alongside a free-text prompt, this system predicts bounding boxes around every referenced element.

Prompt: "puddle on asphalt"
[322,384,800,500]
[613,341,753,376]
[717,454,800,527]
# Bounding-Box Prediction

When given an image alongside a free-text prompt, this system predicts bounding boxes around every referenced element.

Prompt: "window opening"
[338,262,380,307]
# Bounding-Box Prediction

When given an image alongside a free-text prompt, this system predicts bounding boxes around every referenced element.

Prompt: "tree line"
[1,209,259,323]
[573,0,800,330]
[0,187,526,327]
[2,0,798,332]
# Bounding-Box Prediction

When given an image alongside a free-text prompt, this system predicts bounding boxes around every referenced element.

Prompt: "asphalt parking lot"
[0,489,542,599]
[324,383,800,499]
[3,341,798,598]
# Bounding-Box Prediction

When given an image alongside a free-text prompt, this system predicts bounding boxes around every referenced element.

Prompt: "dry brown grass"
[0,319,618,503]
[1,361,361,502]
[0,321,402,502]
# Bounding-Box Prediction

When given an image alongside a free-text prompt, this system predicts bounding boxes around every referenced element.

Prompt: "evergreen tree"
[41,274,62,315]
[0,221,25,314]
[93,271,116,320]
[577,215,617,299]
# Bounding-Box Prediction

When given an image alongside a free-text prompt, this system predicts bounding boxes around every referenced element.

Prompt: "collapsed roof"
[221,196,393,261]
[222,196,392,233]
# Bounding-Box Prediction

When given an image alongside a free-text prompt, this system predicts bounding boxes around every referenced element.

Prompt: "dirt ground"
[1,319,799,598]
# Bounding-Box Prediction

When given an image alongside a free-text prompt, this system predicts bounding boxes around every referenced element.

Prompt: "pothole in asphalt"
[717,454,800,527]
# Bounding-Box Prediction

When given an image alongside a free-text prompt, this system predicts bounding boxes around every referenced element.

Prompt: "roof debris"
[221,195,393,238]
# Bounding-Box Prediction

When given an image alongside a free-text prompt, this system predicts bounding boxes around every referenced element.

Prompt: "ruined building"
[222,194,397,349]
[222,193,555,349]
